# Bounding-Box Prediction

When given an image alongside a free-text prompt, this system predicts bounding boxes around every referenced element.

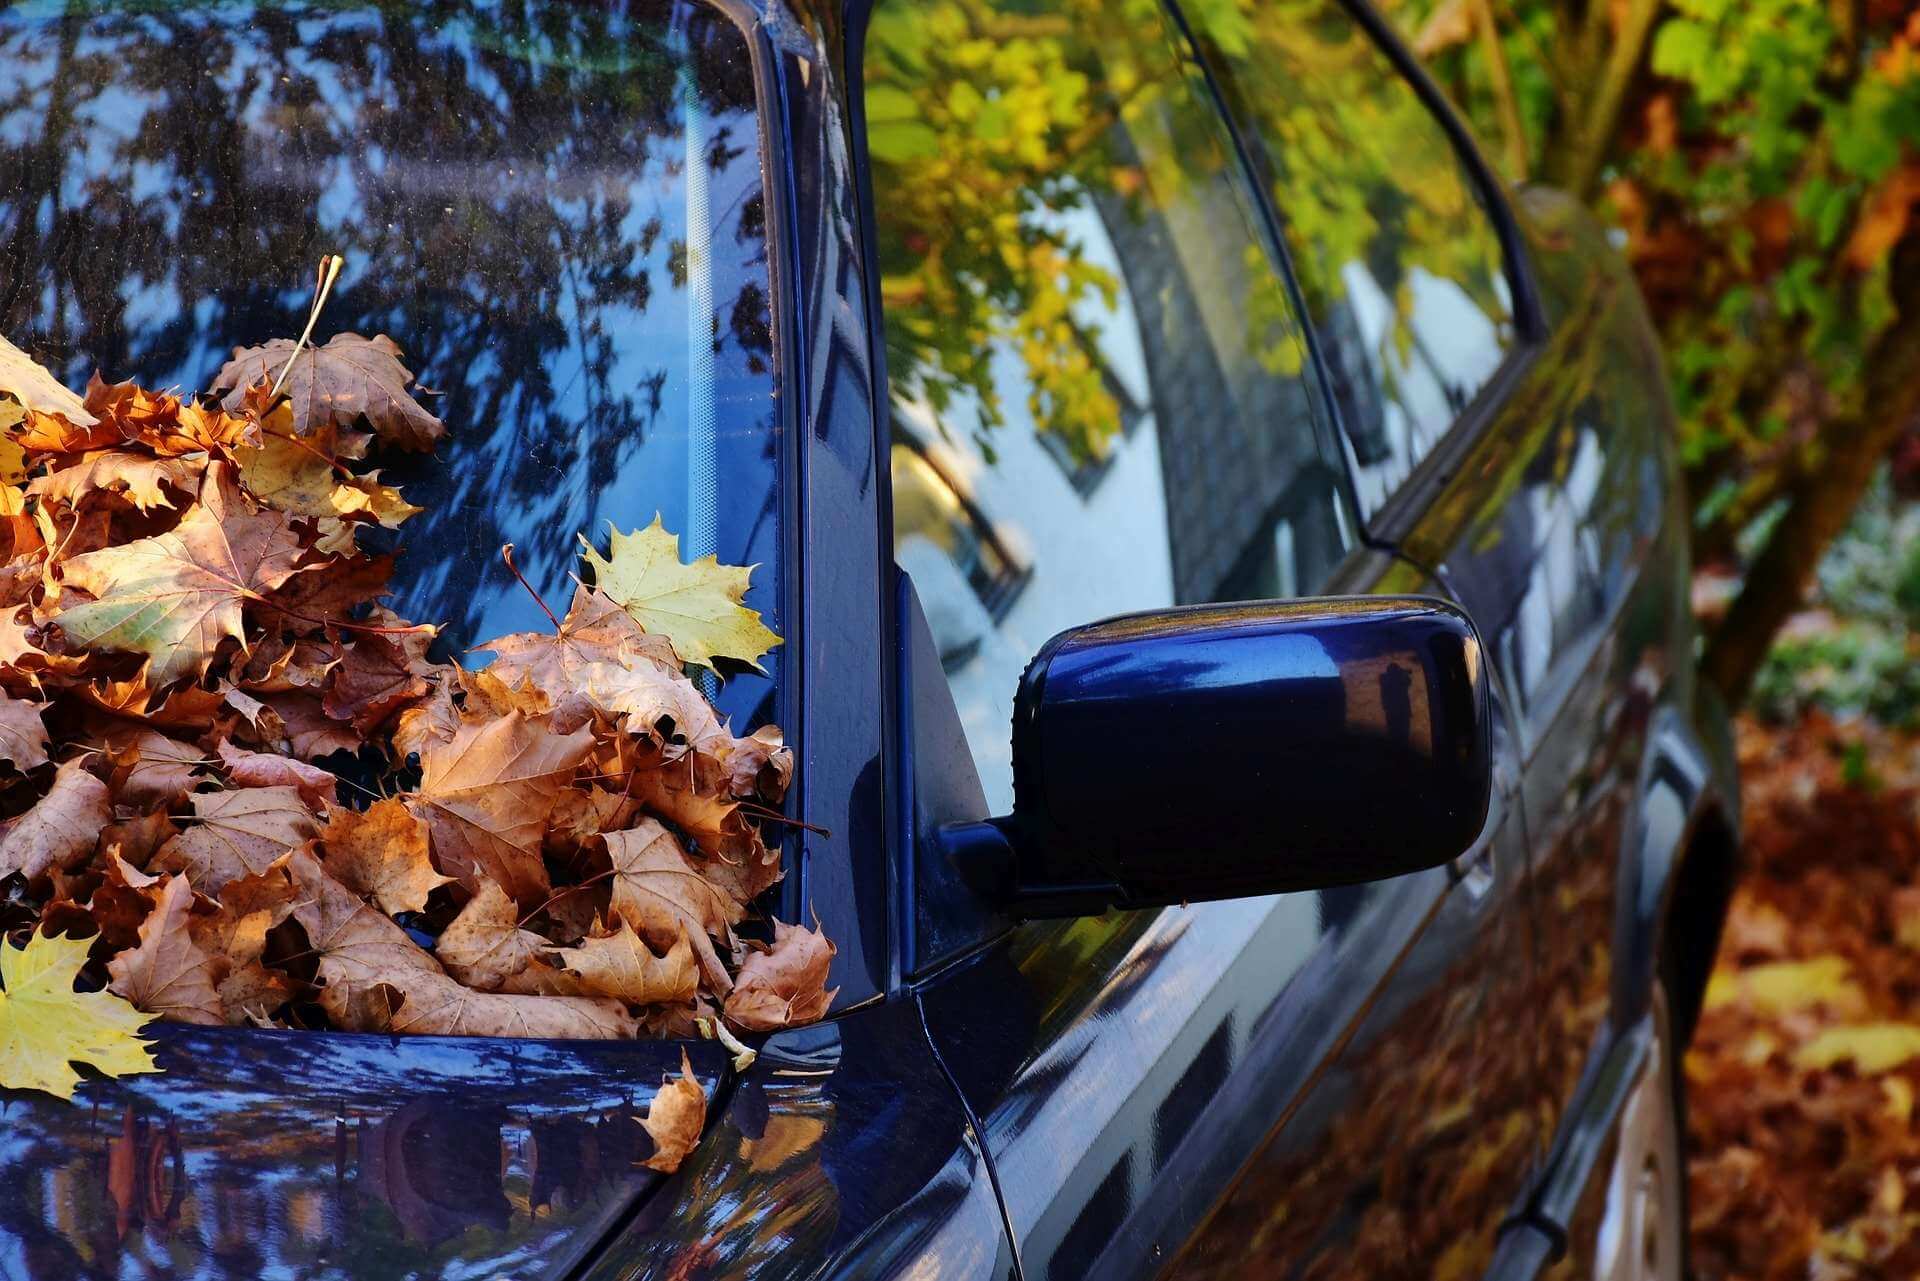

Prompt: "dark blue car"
[0,0,1738,1277]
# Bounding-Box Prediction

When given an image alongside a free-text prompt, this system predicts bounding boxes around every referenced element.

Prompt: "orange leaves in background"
[0,324,822,1142]
[1688,714,1920,1279]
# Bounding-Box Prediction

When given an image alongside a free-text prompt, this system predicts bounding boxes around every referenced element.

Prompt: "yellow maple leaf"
[0,928,160,1100]
[578,516,782,673]
[1794,1023,1920,1074]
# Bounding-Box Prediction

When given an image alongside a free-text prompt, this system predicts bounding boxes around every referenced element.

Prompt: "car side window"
[864,0,1353,810]
[1188,0,1516,513]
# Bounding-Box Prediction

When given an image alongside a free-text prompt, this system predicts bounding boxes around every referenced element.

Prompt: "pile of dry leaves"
[1688,712,1920,1279]
[0,325,831,1066]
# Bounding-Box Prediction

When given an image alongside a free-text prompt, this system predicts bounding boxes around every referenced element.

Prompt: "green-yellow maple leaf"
[579,516,782,673]
[0,928,160,1101]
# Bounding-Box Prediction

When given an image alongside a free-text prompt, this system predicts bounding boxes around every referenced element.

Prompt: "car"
[0,0,1739,1277]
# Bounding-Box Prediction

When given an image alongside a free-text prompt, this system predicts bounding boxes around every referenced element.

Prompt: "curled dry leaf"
[641,1049,708,1173]
[31,450,199,514]
[0,332,96,426]
[153,786,320,894]
[106,873,224,1026]
[436,880,590,996]
[318,797,448,915]
[217,741,336,808]
[723,917,839,1033]
[212,333,445,451]
[410,711,595,906]
[286,848,443,1031]
[0,761,111,881]
[605,819,743,994]
[323,635,429,734]
[554,923,699,1007]
[0,691,49,771]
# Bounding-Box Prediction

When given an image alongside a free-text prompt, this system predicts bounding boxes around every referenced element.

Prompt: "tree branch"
[1701,253,1920,705]
[1556,0,1663,199]
[1471,0,1530,180]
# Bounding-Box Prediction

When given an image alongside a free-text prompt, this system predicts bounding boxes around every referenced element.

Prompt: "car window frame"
[1165,0,1548,548]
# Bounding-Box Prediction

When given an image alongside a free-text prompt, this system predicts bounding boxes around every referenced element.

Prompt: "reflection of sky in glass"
[0,0,780,727]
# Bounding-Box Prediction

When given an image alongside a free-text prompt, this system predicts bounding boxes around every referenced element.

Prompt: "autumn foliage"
[0,327,832,1058]
[1688,714,1920,1278]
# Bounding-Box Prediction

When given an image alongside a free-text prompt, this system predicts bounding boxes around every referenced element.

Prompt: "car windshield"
[0,0,781,729]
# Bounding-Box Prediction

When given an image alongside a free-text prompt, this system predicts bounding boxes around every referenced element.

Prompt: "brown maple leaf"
[285,848,443,1030]
[212,333,445,451]
[722,917,839,1032]
[0,761,110,881]
[253,693,360,760]
[0,690,49,771]
[106,873,224,1026]
[604,819,743,994]
[52,464,303,686]
[316,798,450,916]
[216,741,336,808]
[153,786,321,894]
[409,711,595,906]
[99,810,179,869]
[554,923,698,1007]
[189,860,298,1025]
[435,880,592,996]
[323,635,429,734]
[641,1050,708,1172]
[105,729,206,809]
[385,973,638,1039]
[30,450,199,514]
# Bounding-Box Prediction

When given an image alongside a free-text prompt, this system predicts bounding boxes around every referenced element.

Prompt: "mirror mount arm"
[936,819,1124,919]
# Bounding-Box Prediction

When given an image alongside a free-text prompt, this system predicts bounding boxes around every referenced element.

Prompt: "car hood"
[0,1024,727,1280]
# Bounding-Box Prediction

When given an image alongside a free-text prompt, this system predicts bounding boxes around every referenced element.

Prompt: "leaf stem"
[268,255,345,406]
[502,544,561,632]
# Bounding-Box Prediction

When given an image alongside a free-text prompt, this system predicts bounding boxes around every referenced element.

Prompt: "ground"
[1687,712,1920,1279]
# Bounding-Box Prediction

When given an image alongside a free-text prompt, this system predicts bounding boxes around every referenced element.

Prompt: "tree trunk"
[1701,264,1920,706]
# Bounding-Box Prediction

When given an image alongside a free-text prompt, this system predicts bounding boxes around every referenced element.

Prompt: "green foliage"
[1391,0,1920,576]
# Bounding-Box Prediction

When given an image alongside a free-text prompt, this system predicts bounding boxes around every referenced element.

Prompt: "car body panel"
[0,1027,726,1280]
[575,996,1015,1281]
[1380,186,1739,1266]
[912,547,1545,1280]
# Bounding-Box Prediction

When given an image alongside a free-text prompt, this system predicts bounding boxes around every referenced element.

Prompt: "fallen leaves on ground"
[1688,712,1920,1279]
[0,325,823,1149]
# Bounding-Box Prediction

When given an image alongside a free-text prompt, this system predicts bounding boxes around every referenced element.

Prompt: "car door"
[857,0,1546,1275]
[1188,3,1721,1271]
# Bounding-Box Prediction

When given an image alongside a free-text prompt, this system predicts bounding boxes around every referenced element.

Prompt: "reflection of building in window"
[1034,363,1148,497]
[889,435,1029,625]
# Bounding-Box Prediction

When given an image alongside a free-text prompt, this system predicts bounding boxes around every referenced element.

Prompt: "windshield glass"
[0,0,781,728]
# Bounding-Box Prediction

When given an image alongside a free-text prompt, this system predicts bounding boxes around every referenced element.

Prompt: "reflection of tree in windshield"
[0,0,779,727]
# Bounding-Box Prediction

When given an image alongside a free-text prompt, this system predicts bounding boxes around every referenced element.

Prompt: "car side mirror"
[937,597,1491,916]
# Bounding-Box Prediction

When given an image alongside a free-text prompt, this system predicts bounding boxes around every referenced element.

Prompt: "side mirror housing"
[941,597,1491,915]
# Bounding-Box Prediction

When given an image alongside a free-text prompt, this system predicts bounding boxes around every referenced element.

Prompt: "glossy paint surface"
[916,551,1546,1281]
[0,1025,724,1280]
[1008,597,1489,904]
[1389,185,1723,1270]
[578,996,1014,1281]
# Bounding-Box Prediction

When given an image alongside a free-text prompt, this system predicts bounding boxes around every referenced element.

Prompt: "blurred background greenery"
[1395,0,1920,716]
